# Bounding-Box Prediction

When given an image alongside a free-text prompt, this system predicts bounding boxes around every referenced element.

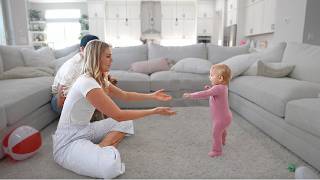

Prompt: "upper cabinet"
[161,1,196,39]
[88,0,106,41]
[244,0,276,36]
[197,0,214,36]
[226,0,238,27]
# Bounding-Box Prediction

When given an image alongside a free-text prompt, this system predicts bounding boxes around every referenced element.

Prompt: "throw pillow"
[21,47,56,67]
[129,58,170,75]
[219,53,258,79]
[244,61,295,77]
[0,66,54,80]
[260,61,294,77]
[171,58,212,74]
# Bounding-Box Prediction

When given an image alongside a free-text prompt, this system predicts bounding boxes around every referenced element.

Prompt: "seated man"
[51,34,116,118]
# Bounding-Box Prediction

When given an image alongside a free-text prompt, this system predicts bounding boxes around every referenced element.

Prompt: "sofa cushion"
[109,70,150,92]
[129,58,170,75]
[285,98,320,138]
[54,44,79,59]
[111,45,148,70]
[170,58,212,74]
[150,71,210,92]
[0,77,54,126]
[282,42,320,84]
[207,43,250,64]
[229,76,320,117]
[0,45,33,71]
[21,47,56,67]
[243,61,295,78]
[148,43,207,62]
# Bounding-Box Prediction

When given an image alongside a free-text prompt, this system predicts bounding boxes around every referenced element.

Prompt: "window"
[45,9,81,49]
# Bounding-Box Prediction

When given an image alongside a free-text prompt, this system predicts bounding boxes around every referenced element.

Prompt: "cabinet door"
[105,19,119,39]
[161,2,176,19]
[89,17,105,40]
[198,1,214,18]
[88,2,106,18]
[197,18,213,35]
[253,1,264,35]
[127,3,141,19]
[245,5,254,35]
[263,0,276,33]
[161,19,174,38]
[182,20,195,39]
[106,3,126,19]
[227,0,238,11]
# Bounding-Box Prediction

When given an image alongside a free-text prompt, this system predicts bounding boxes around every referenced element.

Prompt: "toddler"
[183,64,232,157]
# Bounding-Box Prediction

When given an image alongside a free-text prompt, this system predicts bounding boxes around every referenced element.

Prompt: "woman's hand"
[204,85,211,90]
[151,89,172,101]
[183,93,191,99]
[153,107,176,116]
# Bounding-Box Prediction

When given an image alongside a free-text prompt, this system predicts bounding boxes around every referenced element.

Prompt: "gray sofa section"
[0,44,79,159]
[109,43,250,108]
[229,42,320,170]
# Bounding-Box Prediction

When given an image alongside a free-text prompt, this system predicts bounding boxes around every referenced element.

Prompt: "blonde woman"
[53,40,175,179]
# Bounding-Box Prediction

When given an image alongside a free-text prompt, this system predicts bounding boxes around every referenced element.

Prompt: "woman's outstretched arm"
[108,83,172,102]
[86,88,175,122]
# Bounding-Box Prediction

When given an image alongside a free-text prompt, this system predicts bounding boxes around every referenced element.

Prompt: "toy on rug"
[2,125,42,160]
[288,163,296,172]
[183,64,233,157]
[295,166,319,179]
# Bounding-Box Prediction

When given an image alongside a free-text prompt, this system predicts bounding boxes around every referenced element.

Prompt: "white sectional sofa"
[229,42,320,170]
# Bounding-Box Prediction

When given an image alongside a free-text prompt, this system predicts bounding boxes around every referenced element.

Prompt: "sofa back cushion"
[207,43,250,64]
[111,45,148,70]
[0,45,33,71]
[282,42,320,84]
[148,43,207,62]
[54,44,80,59]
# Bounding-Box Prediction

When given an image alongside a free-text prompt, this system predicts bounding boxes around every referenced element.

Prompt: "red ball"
[2,126,42,161]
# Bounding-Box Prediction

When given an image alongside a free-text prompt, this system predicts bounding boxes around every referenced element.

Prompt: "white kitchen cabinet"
[88,0,106,40]
[198,0,214,18]
[161,1,196,39]
[197,18,213,36]
[227,0,238,11]
[244,0,269,36]
[197,0,214,36]
[263,0,276,33]
[105,0,141,45]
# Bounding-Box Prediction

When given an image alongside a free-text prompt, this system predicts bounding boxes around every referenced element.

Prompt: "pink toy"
[2,126,42,160]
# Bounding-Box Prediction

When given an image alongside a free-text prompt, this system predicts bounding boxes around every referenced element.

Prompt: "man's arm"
[56,84,66,108]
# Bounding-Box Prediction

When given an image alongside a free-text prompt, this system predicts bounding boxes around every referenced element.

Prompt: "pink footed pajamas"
[189,84,232,157]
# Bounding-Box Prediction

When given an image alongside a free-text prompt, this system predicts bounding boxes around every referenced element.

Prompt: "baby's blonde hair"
[211,64,232,84]
[82,40,111,88]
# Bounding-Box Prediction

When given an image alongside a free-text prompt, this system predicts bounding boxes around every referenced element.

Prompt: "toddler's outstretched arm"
[184,85,223,99]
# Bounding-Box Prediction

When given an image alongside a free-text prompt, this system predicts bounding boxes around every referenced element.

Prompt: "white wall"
[303,0,320,46]
[2,0,29,45]
[272,0,307,44]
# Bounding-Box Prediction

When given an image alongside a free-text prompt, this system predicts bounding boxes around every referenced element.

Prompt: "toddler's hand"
[204,85,211,90]
[183,93,191,99]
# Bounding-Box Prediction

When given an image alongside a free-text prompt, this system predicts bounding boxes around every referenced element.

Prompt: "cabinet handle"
[250,28,253,34]
[271,24,275,30]
[203,13,207,18]
[230,4,233,9]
